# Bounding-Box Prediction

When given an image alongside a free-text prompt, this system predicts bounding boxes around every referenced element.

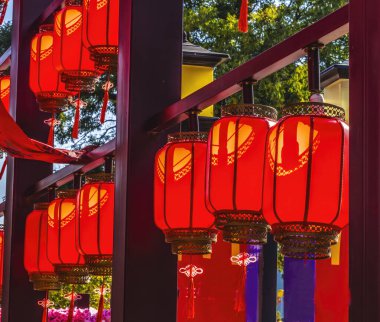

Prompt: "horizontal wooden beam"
[26,139,115,200]
[0,47,11,70]
[147,4,349,133]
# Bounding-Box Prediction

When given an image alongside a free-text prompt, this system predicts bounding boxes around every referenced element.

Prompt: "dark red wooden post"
[111,0,182,321]
[349,0,380,321]
[2,0,53,321]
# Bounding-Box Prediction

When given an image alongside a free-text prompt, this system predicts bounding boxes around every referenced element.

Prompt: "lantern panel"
[24,208,55,274]
[77,181,114,255]
[207,116,272,212]
[0,76,10,112]
[47,197,84,265]
[264,116,348,227]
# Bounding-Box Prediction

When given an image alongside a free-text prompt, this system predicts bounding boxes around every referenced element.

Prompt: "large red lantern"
[53,0,101,138]
[76,173,114,276]
[24,203,61,291]
[0,226,3,302]
[206,104,277,244]
[154,132,217,255]
[0,73,10,112]
[263,103,349,259]
[47,190,89,284]
[30,25,74,145]
[82,0,119,71]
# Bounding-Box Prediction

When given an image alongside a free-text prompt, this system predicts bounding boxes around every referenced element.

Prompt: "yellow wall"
[324,79,349,123]
[182,65,214,117]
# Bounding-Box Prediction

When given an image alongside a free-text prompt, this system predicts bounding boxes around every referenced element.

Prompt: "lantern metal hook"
[306,43,324,102]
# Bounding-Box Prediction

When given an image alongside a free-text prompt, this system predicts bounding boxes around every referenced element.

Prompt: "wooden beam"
[147,4,349,133]
[349,0,380,320]
[111,0,182,320]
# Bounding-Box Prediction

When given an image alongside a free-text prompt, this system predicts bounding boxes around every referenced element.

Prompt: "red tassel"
[238,0,249,33]
[187,275,195,319]
[234,265,247,312]
[72,95,81,139]
[96,284,105,322]
[0,158,7,180]
[47,114,55,146]
[67,287,75,322]
[100,90,109,124]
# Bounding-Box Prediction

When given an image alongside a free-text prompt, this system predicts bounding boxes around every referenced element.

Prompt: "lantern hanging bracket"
[47,185,57,202]
[186,109,201,132]
[104,155,114,174]
[73,172,82,190]
[305,43,324,96]
[240,78,257,104]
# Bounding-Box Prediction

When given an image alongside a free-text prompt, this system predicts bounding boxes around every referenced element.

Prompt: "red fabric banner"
[0,101,83,163]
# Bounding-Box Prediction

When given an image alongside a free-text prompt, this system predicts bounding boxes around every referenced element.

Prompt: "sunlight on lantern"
[79,186,109,217]
[211,121,255,165]
[173,147,192,181]
[48,200,76,228]
[268,122,320,176]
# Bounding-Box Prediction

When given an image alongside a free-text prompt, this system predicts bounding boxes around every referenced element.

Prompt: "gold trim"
[167,132,208,143]
[221,104,277,120]
[33,202,50,210]
[56,189,78,199]
[85,255,112,276]
[282,102,345,120]
[29,272,61,291]
[55,264,89,284]
[85,173,114,184]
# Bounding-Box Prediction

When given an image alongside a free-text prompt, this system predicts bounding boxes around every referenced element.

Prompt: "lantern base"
[272,223,340,260]
[29,272,61,291]
[85,255,112,276]
[61,71,99,93]
[89,46,118,72]
[36,92,69,113]
[165,229,218,255]
[215,212,269,244]
[55,265,90,284]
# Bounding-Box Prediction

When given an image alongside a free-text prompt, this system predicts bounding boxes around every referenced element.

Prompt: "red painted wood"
[147,5,349,133]
[349,0,380,320]
[111,0,182,321]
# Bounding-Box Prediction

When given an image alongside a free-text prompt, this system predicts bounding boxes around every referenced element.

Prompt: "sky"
[4,0,12,23]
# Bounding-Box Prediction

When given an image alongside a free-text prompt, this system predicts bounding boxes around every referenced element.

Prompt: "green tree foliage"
[0,22,11,56]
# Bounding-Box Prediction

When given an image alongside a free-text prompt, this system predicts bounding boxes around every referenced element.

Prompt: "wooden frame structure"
[0,0,378,321]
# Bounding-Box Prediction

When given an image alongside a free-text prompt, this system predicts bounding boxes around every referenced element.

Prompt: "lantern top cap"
[56,189,78,199]
[167,132,208,143]
[33,202,50,210]
[65,0,82,7]
[221,104,277,120]
[85,172,114,184]
[282,102,345,121]
[38,24,54,33]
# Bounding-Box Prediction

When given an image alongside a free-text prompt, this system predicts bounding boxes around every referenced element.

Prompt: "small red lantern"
[24,203,61,291]
[53,0,101,138]
[154,132,217,255]
[76,173,114,275]
[0,226,3,302]
[47,190,89,284]
[0,73,10,112]
[82,0,119,71]
[263,103,349,259]
[206,104,277,244]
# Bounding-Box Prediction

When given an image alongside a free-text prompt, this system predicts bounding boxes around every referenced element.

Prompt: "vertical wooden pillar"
[2,0,52,321]
[349,0,380,321]
[112,0,182,321]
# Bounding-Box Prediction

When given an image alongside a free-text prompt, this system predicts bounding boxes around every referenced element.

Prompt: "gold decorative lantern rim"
[85,172,114,184]
[282,102,345,120]
[167,131,208,144]
[221,104,278,121]
[56,189,78,199]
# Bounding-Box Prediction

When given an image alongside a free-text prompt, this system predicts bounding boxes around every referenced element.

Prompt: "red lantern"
[24,203,61,291]
[154,132,216,255]
[0,226,3,302]
[263,103,349,259]
[82,0,119,71]
[0,73,10,112]
[76,173,114,276]
[30,25,74,145]
[53,0,101,138]
[47,190,89,284]
[206,104,277,244]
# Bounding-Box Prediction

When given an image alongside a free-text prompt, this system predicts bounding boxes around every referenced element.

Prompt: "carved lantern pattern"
[76,173,114,276]
[263,103,349,259]
[82,0,119,71]
[154,132,217,255]
[206,104,277,244]
[24,203,61,291]
[47,190,89,284]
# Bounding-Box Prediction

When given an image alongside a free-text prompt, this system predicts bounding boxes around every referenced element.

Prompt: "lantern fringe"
[187,274,195,319]
[96,280,105,322]
[234,265,247,312]
[0,157,7,180]
[238,0,249,33]
[41,292,48,322]
[72,94,81,139]
[100,74,111,124]
[67,286,76,322]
